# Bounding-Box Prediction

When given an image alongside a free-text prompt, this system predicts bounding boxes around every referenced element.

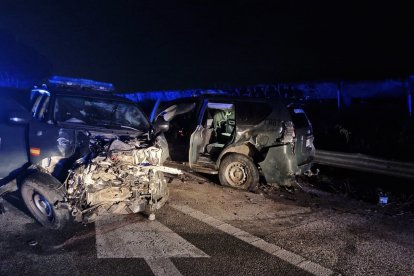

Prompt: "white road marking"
[95,214,209,276]
[170,204,335,276]
[145,258,183,276]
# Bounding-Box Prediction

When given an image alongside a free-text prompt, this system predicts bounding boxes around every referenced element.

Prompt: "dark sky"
[1,1,413,91]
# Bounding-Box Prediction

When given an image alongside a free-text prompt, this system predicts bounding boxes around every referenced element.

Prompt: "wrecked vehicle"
[151,95,315,191]
[0,76,175,229]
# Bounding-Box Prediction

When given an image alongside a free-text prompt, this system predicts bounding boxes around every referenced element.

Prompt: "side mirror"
[155,116,170,133]
[9,110,31,125]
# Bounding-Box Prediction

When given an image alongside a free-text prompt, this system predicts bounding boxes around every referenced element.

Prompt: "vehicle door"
[28,91,77,181]
[0,92,30,181]
[153,100,198,161]
[288,107,315,166]
[188,99,209,167]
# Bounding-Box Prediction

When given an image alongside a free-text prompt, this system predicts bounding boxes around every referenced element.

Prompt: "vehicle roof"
[49,87,133,103]
[159,94,283,107]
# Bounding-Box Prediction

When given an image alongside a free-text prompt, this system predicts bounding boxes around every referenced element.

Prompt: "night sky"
[1,1,413,91]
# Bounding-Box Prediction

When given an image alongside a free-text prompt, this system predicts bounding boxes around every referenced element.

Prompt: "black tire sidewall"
[219,154,259,191]
[21,173,69,230]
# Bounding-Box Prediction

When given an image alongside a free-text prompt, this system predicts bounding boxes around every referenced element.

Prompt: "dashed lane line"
[95,214,209,276]
[145,257,183,276]
[170,203,335,276]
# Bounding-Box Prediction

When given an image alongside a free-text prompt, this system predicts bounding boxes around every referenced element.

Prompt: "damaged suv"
[152,95,315,191]
[0,77,174,229]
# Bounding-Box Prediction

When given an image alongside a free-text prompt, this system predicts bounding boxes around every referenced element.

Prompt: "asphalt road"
[1,178,414,275]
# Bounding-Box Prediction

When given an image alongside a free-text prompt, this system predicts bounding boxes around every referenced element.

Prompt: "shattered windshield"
[54,96,150,131]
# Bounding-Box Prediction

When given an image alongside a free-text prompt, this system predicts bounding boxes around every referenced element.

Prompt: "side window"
[37,96,50,121]
[205,102,235,146]
[169,103,197,130]
[161,102,197,140]
[31,92,50,121]
[31,94,43,116]
[158,102,196,122]
[236,101,273,125]
[206,102,235,130]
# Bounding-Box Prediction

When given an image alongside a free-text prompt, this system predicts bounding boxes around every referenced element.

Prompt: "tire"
[219,154,259,191]
[21,172,70,230]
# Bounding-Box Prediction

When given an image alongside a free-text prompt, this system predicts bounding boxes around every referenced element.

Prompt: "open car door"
[188,100,208,168]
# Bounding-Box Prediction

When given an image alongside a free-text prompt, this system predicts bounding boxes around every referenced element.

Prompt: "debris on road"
[28,240,38,247]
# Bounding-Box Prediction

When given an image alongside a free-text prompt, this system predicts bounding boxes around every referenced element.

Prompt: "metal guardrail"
[314,150,414,179]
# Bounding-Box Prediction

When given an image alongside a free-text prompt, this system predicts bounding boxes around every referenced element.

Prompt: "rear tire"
[219,154,259,191]
[21,172,70,230]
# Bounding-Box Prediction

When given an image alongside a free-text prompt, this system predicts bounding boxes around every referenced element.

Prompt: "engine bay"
[63,134,179,223]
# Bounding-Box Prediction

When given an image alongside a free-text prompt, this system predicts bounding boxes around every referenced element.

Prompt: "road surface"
[1,178,414,275]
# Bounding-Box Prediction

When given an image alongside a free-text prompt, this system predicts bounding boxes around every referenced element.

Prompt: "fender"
[216,142,257,168]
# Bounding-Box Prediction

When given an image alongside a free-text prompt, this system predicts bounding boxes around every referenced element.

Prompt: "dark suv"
[0,77,171,229]
[152,95,315,191]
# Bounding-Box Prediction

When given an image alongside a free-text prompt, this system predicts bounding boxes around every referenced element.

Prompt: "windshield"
[54,96,149,131]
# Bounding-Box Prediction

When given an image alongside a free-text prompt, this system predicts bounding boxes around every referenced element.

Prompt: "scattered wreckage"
[62,136,181,224]
[21,133,181,230]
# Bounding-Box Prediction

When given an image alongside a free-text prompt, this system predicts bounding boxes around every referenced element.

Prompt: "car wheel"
[21,173,70,230]
[219,154,259,191]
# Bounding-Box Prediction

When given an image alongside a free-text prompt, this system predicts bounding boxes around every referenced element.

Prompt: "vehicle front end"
[24,80,178,228]
[65,135,173,223]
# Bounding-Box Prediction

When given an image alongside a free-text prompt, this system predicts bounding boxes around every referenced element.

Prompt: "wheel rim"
[32,192,54,222]
[224,161,248,187]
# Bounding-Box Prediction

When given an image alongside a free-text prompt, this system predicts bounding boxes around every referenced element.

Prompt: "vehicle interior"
[190,102,236,171]
[158,101,236,171]
[200,102,235,159]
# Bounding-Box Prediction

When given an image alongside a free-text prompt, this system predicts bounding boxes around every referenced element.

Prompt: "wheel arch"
[216,142,260,168]
[20,169,69,230]
[17,166,62,189]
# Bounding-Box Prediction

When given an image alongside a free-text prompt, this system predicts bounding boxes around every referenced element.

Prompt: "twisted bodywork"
[65,137,174,223]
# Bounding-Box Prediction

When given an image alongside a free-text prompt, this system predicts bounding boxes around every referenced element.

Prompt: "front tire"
[219,154,259,191]
[21,172,70,230]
